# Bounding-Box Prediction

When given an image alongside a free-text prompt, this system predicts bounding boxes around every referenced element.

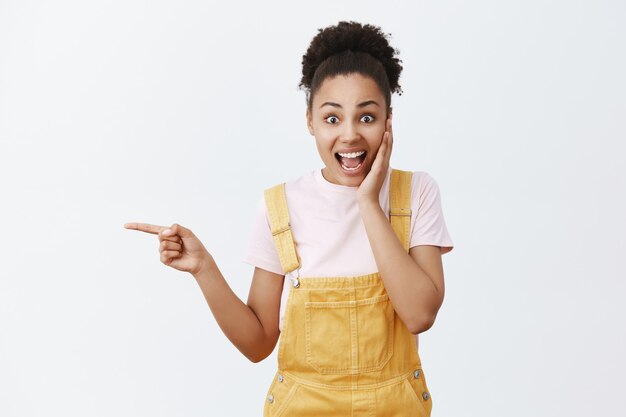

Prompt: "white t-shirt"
[242,166,454,349]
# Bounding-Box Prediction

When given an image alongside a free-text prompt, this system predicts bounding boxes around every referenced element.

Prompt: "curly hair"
[299,21,403,112]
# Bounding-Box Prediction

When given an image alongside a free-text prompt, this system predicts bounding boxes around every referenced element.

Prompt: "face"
[306,73,390,187]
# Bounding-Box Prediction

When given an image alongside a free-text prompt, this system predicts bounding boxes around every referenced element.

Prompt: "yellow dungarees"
[262,169,433,417]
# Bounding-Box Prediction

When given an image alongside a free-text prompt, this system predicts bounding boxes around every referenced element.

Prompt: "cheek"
[314,131,334,146]
[366,122,386,137]
[314,136,335,154]
[370,144,383,159]
[368,128,386,150]
[314,124,334,137]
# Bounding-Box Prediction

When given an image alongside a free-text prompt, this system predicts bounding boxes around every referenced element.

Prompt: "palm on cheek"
[357,116,393,204]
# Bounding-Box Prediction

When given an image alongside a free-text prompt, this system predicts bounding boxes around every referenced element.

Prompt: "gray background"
[1,0,624,416]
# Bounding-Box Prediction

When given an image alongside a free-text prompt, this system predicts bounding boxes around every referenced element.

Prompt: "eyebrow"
[319,100,380,109]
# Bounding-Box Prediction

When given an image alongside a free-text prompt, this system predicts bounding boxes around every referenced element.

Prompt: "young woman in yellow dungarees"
[124,21,453,416]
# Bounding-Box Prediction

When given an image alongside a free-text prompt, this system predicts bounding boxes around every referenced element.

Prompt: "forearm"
[192,256,271,362]
[359,201,440,333]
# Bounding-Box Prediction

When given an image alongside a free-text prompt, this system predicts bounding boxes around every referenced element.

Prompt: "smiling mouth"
[335,151,367,171]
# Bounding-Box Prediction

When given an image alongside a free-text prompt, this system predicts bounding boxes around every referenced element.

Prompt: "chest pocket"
[304,287,395,374]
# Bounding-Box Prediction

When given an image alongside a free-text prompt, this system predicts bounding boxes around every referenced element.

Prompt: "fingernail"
[162,229,172,236]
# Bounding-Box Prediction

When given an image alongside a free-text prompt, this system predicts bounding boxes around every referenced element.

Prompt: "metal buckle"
[290,268,301,288]
[389,208,412,217]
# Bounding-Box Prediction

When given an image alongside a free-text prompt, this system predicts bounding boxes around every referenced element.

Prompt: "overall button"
[422,391,430,401]
[292,278,300,288]
[413,369,421,379]
[277,374,284,383]
[267,394,274,403]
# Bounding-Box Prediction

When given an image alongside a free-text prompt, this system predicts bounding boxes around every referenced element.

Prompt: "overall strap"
[264,183,301,274]
[389,169,413,253]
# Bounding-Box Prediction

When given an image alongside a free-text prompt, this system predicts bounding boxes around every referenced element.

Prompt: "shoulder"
[407,171,448,216]
[390,168,438,194]
[389,169,443,211]
[410,171,439,193]
[258,170,316,211]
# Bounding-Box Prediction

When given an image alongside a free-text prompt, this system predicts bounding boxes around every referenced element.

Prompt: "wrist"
[192,253,217,281]
[357,197,381,211]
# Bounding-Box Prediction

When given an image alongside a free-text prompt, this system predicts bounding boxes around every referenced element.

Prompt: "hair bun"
[300,21,403,95]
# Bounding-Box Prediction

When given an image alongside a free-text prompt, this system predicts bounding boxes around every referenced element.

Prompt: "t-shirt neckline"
[313,168,359,194]
[312,166,393,195]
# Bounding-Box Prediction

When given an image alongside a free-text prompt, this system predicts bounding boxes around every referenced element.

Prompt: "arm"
[358,202,445,334]
[123,221,283,362]
[355,115,445,334]
[193,259,283,363]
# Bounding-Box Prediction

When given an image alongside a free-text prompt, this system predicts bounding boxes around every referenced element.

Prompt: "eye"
[324,115,339,124]
[361,114,375,123]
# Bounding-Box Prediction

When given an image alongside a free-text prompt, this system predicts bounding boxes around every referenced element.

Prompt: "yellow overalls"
[262,169,433,417]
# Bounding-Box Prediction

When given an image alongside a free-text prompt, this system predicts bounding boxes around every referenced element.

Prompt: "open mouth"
[335,150,367,172]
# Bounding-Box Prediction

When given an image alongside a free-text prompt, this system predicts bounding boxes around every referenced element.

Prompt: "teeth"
[337,150,365,158]
[341,162,363,171]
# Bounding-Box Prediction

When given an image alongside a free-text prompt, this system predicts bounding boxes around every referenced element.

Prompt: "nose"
[339,120,360,143]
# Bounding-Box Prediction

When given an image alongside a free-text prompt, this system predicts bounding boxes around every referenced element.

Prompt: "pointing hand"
[123,222,211,276]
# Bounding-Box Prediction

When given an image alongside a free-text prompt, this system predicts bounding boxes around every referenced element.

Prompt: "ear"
[306,108,314,135]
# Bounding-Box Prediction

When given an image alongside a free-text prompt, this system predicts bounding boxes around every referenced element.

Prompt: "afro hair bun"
[299,21,403,95]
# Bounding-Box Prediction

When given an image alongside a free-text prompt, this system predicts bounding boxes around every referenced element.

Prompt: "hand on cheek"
[383,114,393,166]
[357,114,393,205]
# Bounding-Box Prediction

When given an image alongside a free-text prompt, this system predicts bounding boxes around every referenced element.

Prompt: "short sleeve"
[409,173,454,254]
[242,196,285,275]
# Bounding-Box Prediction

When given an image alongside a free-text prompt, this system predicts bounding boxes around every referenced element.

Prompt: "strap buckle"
[389,208,412,217]
[272,222,291,236]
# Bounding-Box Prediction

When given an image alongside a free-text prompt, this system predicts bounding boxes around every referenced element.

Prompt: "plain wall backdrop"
[1,0,624,416]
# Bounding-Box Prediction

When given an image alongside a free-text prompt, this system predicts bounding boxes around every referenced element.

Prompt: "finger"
[160,240,183,252]
[384,132,391,160]
[160,235,183,245]
[376,132,386,157]
[162,223,194,239]
[159,226,184,244]
[385,116,393,148]
[124,222,167,235]
[161,250,182,264]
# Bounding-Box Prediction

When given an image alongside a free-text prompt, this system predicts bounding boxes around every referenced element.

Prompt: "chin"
[339,171,368,187]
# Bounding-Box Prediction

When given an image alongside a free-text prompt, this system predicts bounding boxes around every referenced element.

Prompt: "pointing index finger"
[123,222,167,235]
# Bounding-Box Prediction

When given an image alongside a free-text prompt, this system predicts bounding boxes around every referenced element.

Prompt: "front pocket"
[304,294,394,374]
[404,368,433,416]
